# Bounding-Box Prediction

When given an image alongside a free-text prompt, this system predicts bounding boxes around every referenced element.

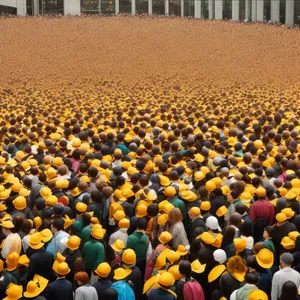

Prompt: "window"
[0,5,17,15]
[39,0,64,15]
[81,0,100,14]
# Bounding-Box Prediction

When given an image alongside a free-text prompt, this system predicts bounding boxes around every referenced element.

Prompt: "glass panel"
[202,0,209,17]
[184,0,194,16]
[120,0,131,13]
[27,0,34,15]
[81,0,100,14]
[153,0,165,15]
[40,0,64,15]
[223,0,231,19]
[0,5,17,15]
[102,0,115,14]
[295,0,300,24]
[264,0,270,21]
[136,0,148,13]
[169,0,181,15]
[279,0,285,23]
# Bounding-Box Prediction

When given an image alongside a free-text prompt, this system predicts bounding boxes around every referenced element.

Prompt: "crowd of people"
[1,14,300,300]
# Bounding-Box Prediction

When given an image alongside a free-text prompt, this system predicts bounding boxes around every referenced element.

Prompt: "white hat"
[213,249,227,264]
[206,216,221,232]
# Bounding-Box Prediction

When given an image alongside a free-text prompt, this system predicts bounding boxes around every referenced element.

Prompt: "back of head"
[104,288,119,300]
[281,281,300,300]
[280,252,294,266]
[245,272,259,285]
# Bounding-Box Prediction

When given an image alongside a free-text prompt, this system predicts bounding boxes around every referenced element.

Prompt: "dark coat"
[93,279,112,299]
[45,278,73,300]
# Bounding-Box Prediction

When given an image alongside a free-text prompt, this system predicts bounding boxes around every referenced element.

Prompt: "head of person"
[136,218,148,231]
[104,288,119,300]
[280,281,300,300]
[178,260,191,282]
[263,226,275,241]
[245,272,259,285]
[51,218,64,234]
[222,226,236,246]
[168,208,183,226]
[229,213,242,228]
[280,253,294,269]
[74,272,89,286]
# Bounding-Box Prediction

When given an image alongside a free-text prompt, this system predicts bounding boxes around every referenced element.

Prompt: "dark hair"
[229,213,242,227]
[240,221,253,237]
[246,255,258,270]
[245,272,259,285]
[52,218,64,231]
[280,281,300,300]
[147,204,159,217]
[179,260,191,282]
[137,218,148,230]
[264,226,275,238]
[222,227,235,247]
[104,288,119,300]
[91,190,102,203]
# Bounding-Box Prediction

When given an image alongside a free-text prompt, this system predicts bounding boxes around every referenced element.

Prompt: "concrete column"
[215,0,223,19]
[208,0,214,18]
[181,0,184,16]
[64,0,81,15]
[232,0,239,20]
[16,0,26,15]
[132,0,136,14]
[271,0,280,22]
[257,0,264,21]
[33,0,39,15]
[285,0,294,25]
[116,0,120,14]
[195,0,201,17]
[165,0,169,15]
[245,0,249,20]
[148,0,153,14]
[251,0,257,21]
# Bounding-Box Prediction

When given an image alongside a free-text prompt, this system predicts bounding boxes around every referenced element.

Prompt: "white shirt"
[241,235,254,249]
[75,284,98,300]
[109,228,128,246]
[271,267,300,300]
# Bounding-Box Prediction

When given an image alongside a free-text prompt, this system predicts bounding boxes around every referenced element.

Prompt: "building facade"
[0,0,299,25]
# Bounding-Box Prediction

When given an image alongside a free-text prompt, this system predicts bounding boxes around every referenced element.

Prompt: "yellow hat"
[168,265,183,281]
[234,238,247,254]
[18,255,29,268]
[118,218,130,229]
[158,272,175,287]
[40,229,53,243]
[63,215,75,229]
[211,177,222,188]
[288,231,300,241]
[180,191,197,202]
[194,153,205,163]
[52,157,64,167]
[23,275,49,298]
[200,201,211,211]
[164,186,176,197]
[45,167,57,180]
[71,138,81,148]
[176,245,188,256]
[76,202,87,213]
[122,249,136,265]
[281,236,295,249]
[255,187,266,197]
[66,235,81,251]
[1,219,14,229]
[21,161,31,172]
[55,179,69,189]
[6,252,20,271]
[276,213,287,223]
[114,189,126,201]
[248,289,268,300]
[159,175,171,187]
[191,259,206,273]
[12,196,27,210]
[135,204,148,218]
[199,232,215,245]
[4,283,23,300]
[91,224,106,240]
[159,231,172,244]
[281,208,295,219]
[194,171,205,182]
[29,233,45,250]
[122,188,135,199]
[167,250,181,263]
[19,188,30,197]
[208,264,226,283]
[216,205,228,217]
[254,140,264,149]
[11,182,23,193]
[111,239,125,252]
[240,192,252,202]
[0,203,7,212]
[114,210,126,221]
[157,213,169,225]
[205,181,216,192]
[285,190,297,200]
[189,207,200,217]
[53,262,70,276]
[40,187,52,199]
[46,195,58,206]
[256,248,274,269]
[94,262,111,278]
[221,185,231,196]
[113,268,132,280]
[0,189,11,200]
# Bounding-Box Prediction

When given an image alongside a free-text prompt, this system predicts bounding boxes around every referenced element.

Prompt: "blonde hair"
[168,208,182,225]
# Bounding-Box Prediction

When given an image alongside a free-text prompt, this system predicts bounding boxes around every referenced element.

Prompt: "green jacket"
[169,197,186,218]
[80,225,92,250]
[126,232,149,262]
[82,240,105,270]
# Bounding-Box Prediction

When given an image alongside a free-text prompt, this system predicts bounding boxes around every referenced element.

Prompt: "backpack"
[183,280,205,300]
[111,280,135,300]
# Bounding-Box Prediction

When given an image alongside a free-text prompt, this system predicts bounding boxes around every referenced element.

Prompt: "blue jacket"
[45,278,73,300]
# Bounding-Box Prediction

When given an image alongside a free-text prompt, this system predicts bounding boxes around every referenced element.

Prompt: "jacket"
[45,278,73,300]
[93,279,112,299]
[82,240,105,270]
[74,284,98,300]
[126,232,149,262]
[148,288,177,300]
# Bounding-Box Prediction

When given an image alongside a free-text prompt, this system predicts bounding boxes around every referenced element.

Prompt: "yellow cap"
[200,201,211,211]
[256,248,274,269]
[158,272,175,287]
[66,235,81,250]
[111,239,125,252]
[113,268,132,280]
[276,213,287,223]
[122,249,136,265]
[94,262,111,278]
[234,238,247,254]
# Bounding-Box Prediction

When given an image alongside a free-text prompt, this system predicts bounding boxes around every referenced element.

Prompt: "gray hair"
[280,252,294,265]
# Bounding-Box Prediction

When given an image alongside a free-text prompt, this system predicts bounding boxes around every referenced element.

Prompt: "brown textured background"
[0,16,300,90]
